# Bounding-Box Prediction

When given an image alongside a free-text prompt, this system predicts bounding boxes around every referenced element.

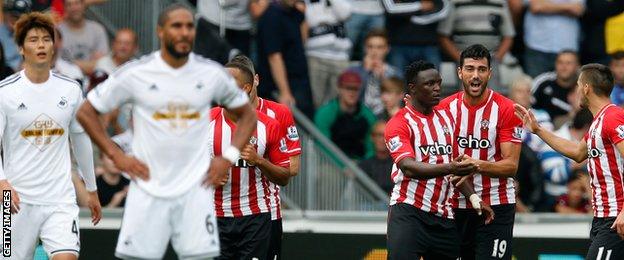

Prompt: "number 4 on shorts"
[72,220,78,236]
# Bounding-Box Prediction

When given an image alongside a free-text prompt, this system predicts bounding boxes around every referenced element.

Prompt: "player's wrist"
[223,146,241,164]
[469,194,482,208]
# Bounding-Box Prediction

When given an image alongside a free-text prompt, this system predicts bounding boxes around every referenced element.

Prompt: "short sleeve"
[500,1,516,37]
[436,2,456,36]
[258,10,283,55]
[498,103,524,143]
[602,109,624,145]
[384,115,415,164]
[87,73,132,114]
[277,106,301,156]
[266,120,290,168]
[70,90,85,133]
[213,70,249,109]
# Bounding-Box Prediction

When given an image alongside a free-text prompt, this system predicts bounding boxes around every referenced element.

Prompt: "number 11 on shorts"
[492,239,507,258]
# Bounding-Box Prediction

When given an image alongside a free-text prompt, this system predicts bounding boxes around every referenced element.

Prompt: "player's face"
[458,58,491,98]
[158,9,195,59]
[555,53,579,82]
[610,58,624,85]
[226,67,253,95]
[20,28,54,67]
[365,36,389,61]
[410,68,442,108]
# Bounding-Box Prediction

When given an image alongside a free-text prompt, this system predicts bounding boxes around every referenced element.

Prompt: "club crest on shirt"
[480,119,490,129]
[387,136,402,153]
[279,138,288,153]
[20,114,65,151]
[442,126,450,135]
[287,125,299,141]
[617,125,624,139]
[57,96,68,109]
[512,127,523,139]
[152,98,200,135]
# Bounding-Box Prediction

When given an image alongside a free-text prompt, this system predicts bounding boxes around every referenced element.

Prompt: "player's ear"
[156,26,164,40]
[18,46,24,56]
[457,66,462,80]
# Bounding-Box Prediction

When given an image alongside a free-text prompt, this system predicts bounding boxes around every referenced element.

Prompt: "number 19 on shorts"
[492,239,507,258]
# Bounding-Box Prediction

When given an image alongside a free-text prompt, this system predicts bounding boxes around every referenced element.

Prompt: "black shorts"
[587,217,624,260]
[216,213,271,260]
[454,204,515,260]
[387,203,460,260]
[267,219,283,260]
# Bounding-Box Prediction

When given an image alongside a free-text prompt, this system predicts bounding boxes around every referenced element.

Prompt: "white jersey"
[0,70,84,205]
[87,51,248,198]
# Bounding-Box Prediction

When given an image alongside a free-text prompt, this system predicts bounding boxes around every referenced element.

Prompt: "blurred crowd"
[1,0,623,214]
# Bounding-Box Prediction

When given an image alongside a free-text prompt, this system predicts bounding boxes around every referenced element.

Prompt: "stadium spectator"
[358,120,393,194]
[256,0,314,118]
[523,0,584,77]
[610,51,624,107]
[95,28,138,75]
[579,0,624,64]
[53,28,86,88]
[378,77,404,120]
[195,0,254,56]
[509,74,553,152]
[382,0,448,71]
[437,0,515,94]
[554,170,591,214]
[305,0,352,107]
[0,0,30,70]
[531,50,580,123]
[315,70,376,160]
[349,29,401,116]
[59,0,109,75]
[0,41,14,80]
[536,108,592,211]
[97,151,130,208]
[344,0,384,60]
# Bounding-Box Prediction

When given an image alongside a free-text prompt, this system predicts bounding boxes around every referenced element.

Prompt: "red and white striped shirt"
[385,105,456,219]
[257,97,301,220]
[438,90,522,208]
[210,108,290,218]
[584,104,624,218]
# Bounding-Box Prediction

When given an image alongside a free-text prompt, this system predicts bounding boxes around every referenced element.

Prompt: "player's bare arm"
[610,141,624,239]
[77,101,150,180]
[205,103,257,187]
[514,104,588,162]
[240,144,290,186]
[461,142,521,178]
[289,155,300,177]
[398,154,479,180]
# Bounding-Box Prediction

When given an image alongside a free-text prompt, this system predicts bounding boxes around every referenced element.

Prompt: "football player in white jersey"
[76,4,257,259]
[0,12,101,260]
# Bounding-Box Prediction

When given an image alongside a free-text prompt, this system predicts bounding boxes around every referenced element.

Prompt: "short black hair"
[571,108,593,130]
[225,57,254,85]
[157,3,192,27]
[580,63,615,97]
[405,60,436,89]
[557,50,580,64]
[228,54,255,76]
[459,44,491,68]
[611,51,624,62]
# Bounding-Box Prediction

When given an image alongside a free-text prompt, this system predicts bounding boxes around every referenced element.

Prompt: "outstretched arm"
[514,104,587,162]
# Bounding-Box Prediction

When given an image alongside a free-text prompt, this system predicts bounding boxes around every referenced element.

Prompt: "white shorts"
[115,182,220,259]
[7,203,80,259]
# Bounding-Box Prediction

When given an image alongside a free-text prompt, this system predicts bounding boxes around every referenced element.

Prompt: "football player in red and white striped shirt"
[385,60,493,260]
[225,55,300,260]
[516,63,624,259]
[209,105,290,260]
[437,44,523,260]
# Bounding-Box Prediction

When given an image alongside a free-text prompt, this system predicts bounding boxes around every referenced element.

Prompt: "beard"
[165,40,192,59]
[462,78,488,98]
[580,95,589,109]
